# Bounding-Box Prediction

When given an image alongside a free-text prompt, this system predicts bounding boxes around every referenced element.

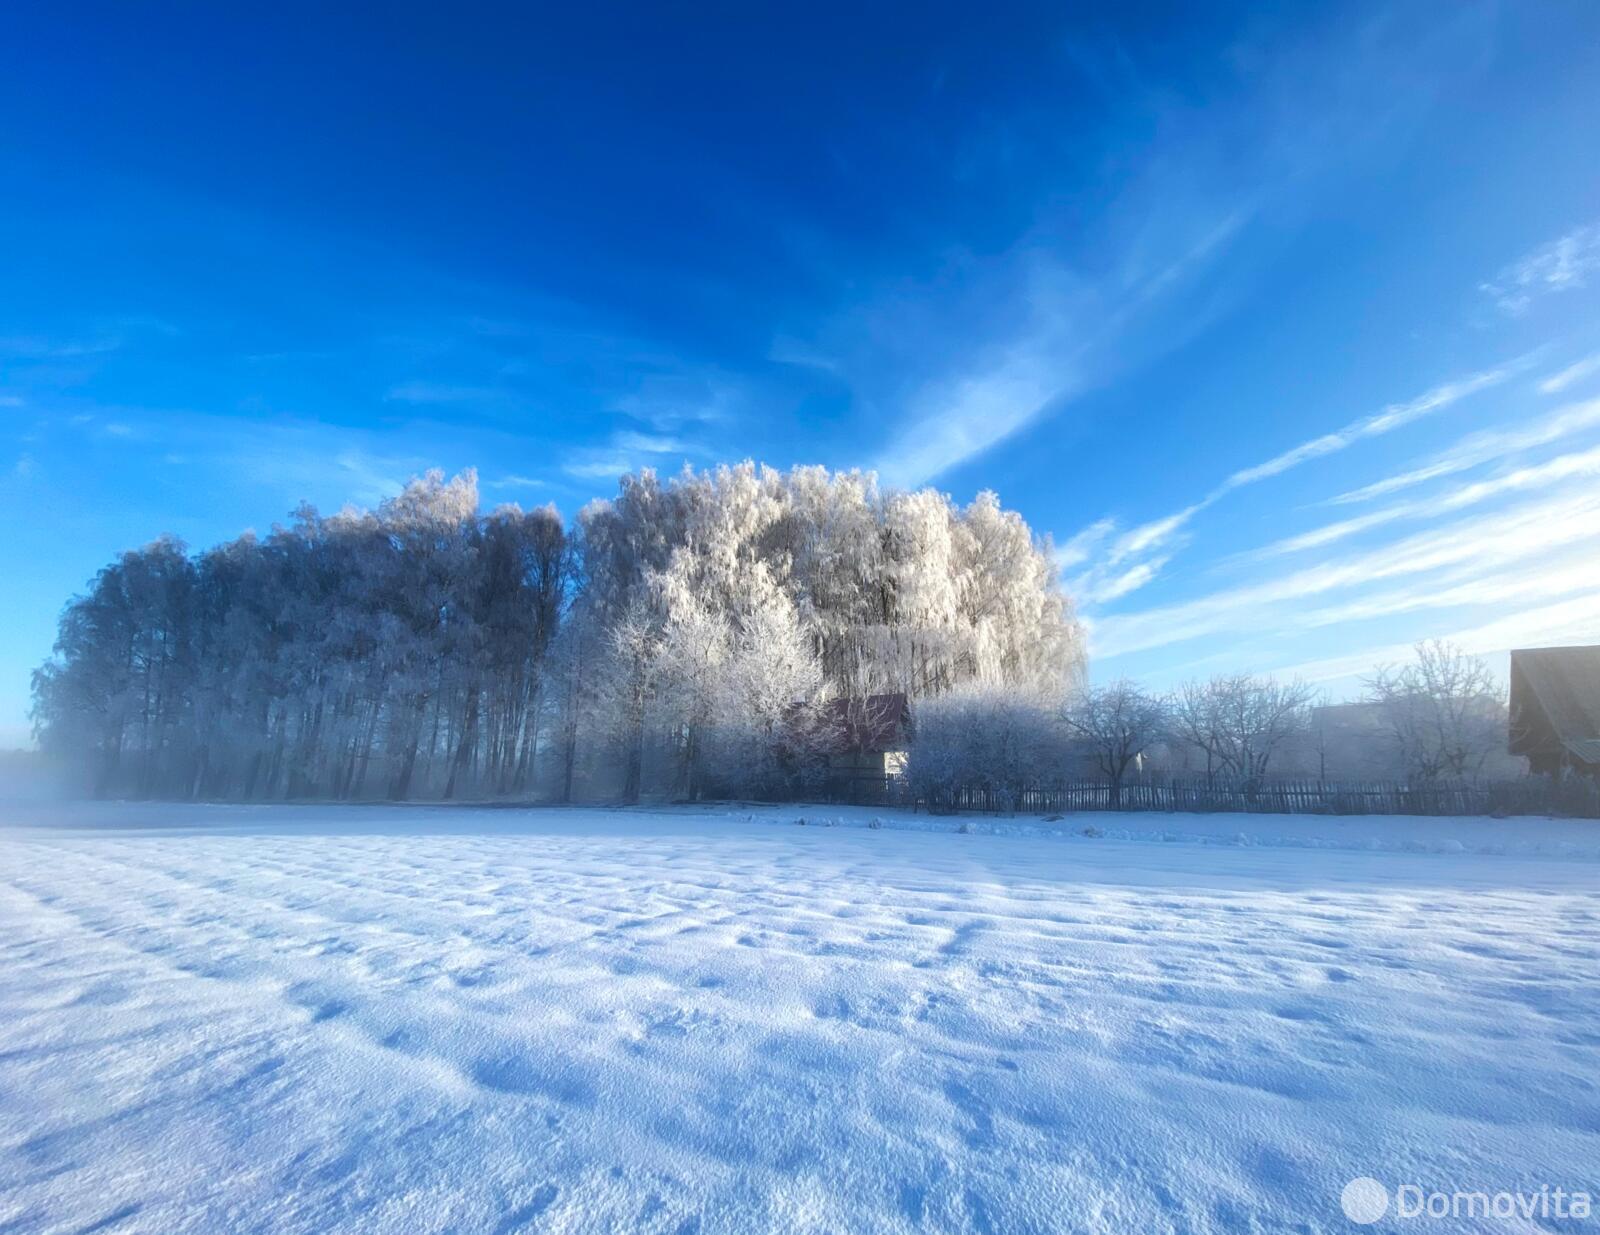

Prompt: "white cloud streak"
[1083,557,1171,604]
[563,457,635,480]
[612,431,686,454]
[1061,361,1519,599]
[1286,556,1600,636]
[1326,396,1600,505]
[1482,221,1600,314]
[870,7,1498,491]
[1282,593,1600,685]
[1252,441,1600,558]
[225,441,422,507]
[876,355,1078,491]
[1540,351,1600,394]
[1217,365,1514,492]
[1090,487,1600,659]
[1054,518,1116,570]
[562,428,693,481]
[0,335,122,360]
[885,214,1253,491]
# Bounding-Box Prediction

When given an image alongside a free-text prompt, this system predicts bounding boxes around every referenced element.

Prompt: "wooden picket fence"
[828,775,1600,819]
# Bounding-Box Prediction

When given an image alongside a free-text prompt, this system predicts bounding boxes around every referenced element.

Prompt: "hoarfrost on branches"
[33,462,1085,801]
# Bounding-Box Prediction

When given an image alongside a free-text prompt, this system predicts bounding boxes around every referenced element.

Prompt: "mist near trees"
[29,456,1524,805]
[1363,640,1507,782]
[902,649,1519,809]
[32,464,1085,801]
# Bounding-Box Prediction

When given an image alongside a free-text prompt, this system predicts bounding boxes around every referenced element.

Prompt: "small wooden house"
[816,693,911,798]
[1510,645,1600,776]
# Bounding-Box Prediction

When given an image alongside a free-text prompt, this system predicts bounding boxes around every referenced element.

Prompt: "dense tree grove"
[31,458,1529,805]
[32,473,570,800]
[33,464,1085,801]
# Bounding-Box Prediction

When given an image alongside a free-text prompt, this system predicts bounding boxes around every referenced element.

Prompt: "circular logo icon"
[1341,1177,1389,1224]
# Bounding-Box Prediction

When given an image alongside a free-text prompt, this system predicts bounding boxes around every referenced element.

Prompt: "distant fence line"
[823,775,1600,819]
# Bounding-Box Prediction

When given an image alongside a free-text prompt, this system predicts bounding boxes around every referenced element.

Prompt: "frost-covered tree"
[589,594,662,804]
[545,602,598,804]
[1171,674,1314,786]
[34,461,1083,802]
[575,463,1084,707]
[1062,681,1170,806]
[651,553,732,801]
[716,562,825,796]
[34,470,578,801]
[904,686,1066,812]
[1364,640,1506,782]
[32,535,199,796]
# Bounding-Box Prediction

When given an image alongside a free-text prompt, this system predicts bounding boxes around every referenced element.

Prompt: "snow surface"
[2,803,1597,1234]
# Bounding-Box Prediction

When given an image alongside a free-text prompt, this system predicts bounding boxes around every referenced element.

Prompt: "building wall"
[827,751,890,777]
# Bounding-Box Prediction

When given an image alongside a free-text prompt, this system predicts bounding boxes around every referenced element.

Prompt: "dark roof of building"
[815,693,911,754]
[1511,645,1600,764]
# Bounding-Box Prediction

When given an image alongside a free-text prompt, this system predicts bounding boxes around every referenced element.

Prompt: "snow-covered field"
[2,804,1597,1234]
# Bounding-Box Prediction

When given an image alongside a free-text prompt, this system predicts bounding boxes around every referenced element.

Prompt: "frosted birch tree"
[1364,641,1505,782]
[35,461,1085,802]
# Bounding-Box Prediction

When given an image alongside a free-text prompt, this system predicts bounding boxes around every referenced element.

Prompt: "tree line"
[29,461,1522,806]
[904,641,1516,811]
[32,464,1085,801]
[1018,640,1514,808]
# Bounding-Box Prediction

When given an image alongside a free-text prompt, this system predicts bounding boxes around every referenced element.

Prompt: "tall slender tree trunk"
[443,689,479,799]
[560,711,578,804]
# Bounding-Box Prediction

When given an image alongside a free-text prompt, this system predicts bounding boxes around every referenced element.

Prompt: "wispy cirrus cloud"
[563,457,638,481]
[562,428,694,481]
[612,431,686,454]
[1066,507,1200,604]
[1062,360,1521,601]
[1540,350,1600,394]
[1251,441,1600,559]
[1045,342,1600,683]
[1090,486,1600,660]
[858,6,1497,490]
[1281,592,1600,686]
[44,403,436,510]
[612,371,742,433]
[1054,517,1117,571]
[1081,557,1172,605]
[1482,221,1600,315]
[1220,365,1517,491]
[1326,396,1600,505]
[1282,556,1600,637]
[215,435,425,507]
[868,209,1251,489]
[874,346,1085,491]
[483,474,547,491]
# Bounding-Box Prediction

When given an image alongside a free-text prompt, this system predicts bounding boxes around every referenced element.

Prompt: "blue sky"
[3,2,1599,745]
